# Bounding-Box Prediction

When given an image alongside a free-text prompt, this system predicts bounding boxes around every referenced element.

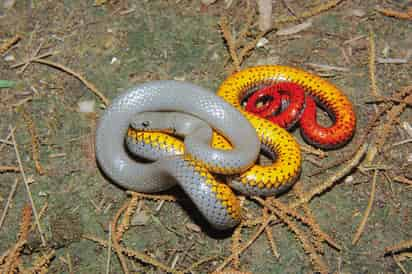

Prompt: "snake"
[226,65,357,149]
[96,79,301,230]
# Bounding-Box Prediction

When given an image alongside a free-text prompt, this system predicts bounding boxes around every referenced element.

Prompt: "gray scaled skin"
[95,80,260,229]
[126,117,241,229]
[128,111,298,198]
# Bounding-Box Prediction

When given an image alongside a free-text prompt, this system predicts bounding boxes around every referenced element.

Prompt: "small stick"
[274,0,344,25]
[253,197,329,273]
[111,202,130,274]
[280,0,297,18]
[352,170,377,245]
[368,25,378,96]
[125,191,176,201]
[0,166,20,172]
[219,16,241,72]
[290,143,368,208]
[263,207,280,258]
[182,255,219,273]
[0,139,13,145]
[368,95,412,106]
[385,239,412,254]
[393,255,408,274]
[22,109,45,175]
[306,63,349,72]
[10,125,46,246]
[393,176,412,186]
[0,126,15,152]
[375,7,412,20]
[84,234,176,273]
[10,51,57,69]
[32,58,109,106]
[0,35,20,55]
[18,41,44,74]
[213,216,272,272]
[299,142,327,158]
[0,179,19,231]
[106,226,112,274]
[257,0,272,32]
[231,221,242,268]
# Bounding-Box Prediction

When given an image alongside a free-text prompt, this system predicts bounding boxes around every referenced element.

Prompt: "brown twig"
[0,179,19,231]
[392,176,412,186]
[0,35,20,55]
[290,143,368,208]
[0,166,20,173]
[299,143,327,158]
[252,198,329,273]
[385,239,412,254]
[237,30,268,63]
[25,249,55,274]
[213,216,272,272]
[263,207,280,258]
[116,192,140,242]
[364,95,412,106]
[236,0,255,47]
[368,25,378,96]
[10,125,46,246]
[84,234,176,273]
[231,221,242,269]
[125,191,176,201]
[255,197,340,251]
[0,126,15,152]
[275,0,344,25]
[21,109,45,175]
[0,204,32,273]
[182,255,220,273]
[292,183,341,250]
[110,202,130,274]
[32,58,110,106]
[375,7,412,20]
[106,226,112,274]
[375,86,412,151]
[220,16,241,72]
[352,170,378,245]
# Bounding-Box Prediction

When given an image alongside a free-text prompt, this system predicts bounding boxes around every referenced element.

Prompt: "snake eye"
[142,121,150,128]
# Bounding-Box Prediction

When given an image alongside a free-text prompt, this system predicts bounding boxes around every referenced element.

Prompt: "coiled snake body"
[238,66,357,149]
[96,79,301,229]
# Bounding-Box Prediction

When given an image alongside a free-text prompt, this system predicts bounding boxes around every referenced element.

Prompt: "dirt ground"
[0,0,411,273]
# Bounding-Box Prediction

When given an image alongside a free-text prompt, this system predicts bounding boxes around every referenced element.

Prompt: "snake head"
[130,112,175,134]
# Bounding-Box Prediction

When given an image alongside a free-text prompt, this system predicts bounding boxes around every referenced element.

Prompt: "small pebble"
[4,54,15,62]
[110,57,118,64]
[344,175,354,183]
[347,9,366,17]
[78,100,95,113]
[256,37,269,48]
[210,51,219,61]
[185,223,201,233]
[38,191,48,197]
[173,76,185,81]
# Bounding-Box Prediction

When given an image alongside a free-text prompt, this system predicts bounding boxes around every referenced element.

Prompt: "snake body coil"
[96,78,302,229]
[227,65,357,149]
[95,80,260,229]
